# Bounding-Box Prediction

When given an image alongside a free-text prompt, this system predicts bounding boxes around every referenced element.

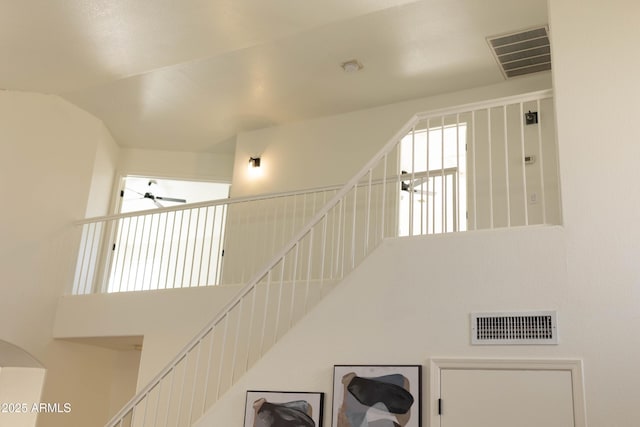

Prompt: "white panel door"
[439,368,575,427]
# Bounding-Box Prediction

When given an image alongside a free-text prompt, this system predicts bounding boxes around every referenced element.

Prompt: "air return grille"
[487,27,551,79]
[471,311,558,345]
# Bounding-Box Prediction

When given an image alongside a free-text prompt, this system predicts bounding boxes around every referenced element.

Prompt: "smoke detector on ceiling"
[487,26,551,79]
[341,59,363,73]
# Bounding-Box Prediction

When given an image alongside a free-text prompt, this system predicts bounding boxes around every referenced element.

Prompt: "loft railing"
[71,187,341,294]
[102,90,558,426]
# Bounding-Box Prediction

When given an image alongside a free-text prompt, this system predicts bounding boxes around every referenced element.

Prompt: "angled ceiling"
[1,0,549,153]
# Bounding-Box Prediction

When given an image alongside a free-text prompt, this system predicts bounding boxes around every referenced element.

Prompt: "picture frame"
[244,390,325,427]
[332,365,422,427]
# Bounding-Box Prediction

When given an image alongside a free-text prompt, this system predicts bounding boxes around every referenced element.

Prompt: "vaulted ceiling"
[1,0,548,153]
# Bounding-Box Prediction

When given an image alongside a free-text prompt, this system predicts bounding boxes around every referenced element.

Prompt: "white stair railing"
[72,187,342,294]
[105,90,559,427]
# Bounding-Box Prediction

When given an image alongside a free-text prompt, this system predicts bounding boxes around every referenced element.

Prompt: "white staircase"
[103,90,558,426]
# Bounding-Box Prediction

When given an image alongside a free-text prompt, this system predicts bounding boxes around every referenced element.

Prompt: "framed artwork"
[332,365,422,427]
[244,390,325,427]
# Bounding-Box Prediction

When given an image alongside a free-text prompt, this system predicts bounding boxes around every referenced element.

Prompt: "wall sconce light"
[525,110,538,125]
[249,157,261,168]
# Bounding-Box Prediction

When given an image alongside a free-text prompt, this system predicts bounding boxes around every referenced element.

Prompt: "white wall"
[195,226,574,426]
[0,367,46,427]
[53,285,242,391]
[548,0,640,425]
[84,125,120,217]
[118,147,234,183]
[231,74,552,198]
[0,91,139,427]
[223,76,557,285]
[195,2,640,426]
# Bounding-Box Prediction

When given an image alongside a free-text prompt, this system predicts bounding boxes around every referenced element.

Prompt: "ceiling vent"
[471,311,558,345]
[487,26,551,79]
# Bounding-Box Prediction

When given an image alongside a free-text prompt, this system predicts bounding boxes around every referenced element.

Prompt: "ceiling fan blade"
[155,196,187,203]
[153,200,164,208]
[126,187,146,197]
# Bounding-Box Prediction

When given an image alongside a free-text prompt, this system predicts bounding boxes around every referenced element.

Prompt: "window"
[399,123,467,235]
[106,176,231,292]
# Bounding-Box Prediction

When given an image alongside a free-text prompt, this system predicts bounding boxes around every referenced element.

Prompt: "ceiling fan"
[400,171,434,196]
[126,180,187,208]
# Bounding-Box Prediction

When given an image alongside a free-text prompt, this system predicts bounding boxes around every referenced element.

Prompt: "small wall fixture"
[525,110,538,125]
[341,59,363,73]
[249,157,261,168]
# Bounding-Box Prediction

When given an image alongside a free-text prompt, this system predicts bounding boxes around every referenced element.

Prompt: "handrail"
[104,113,418,424]
[104,89,557,426]
[75,182,352,225]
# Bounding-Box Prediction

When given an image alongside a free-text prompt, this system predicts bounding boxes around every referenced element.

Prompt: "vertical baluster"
[131,215,147,291]
[330,198,337,279]
[201,326,216,415]
[343,192,349,276]
[303,228,314,314]
[420,148,425,235]
[365,169,372,253]
[175,354,189,427]
[319,213,328,296]
[409,126,415,236]
[519,103,529,226]
[115,218,130,293]
[211,206,223,285]
[426,119,432,234]
[75,223,90,294]
[244,282,258,372]
[170,211,183,289]
[181,208,195,287]
[280,197,288,259]
[188,343,202,425]
[126,216,141,291]
[289,243,299,327]
[243,202,252,283]
[471,111,478,230]
[152,381,162,427]
[229,300,244,385]
[205,207,216,285]
[381,154,387,240]
[98,219,117,293]
[158,211,171,289]
[395,144,401,238]
[259,271,273,357]
[503,105,511,227]
[273,256,286,344]
[488,108,494,228]
[268,199,278,267]
[537,99,547,224]
[300,194,307,282]
[149,213,162,290]
[140,214,154,290]
[336,199,344,279]
[215,314,230,400]
[187,208,201,287]
[456,113,460,231]
[291,195,298,244]
[196,207,210,286]
[218,204,228,284]
[350,185,357,269]
[441,116,445,233]
[87,222,102,294]
[163,368,175,427]
[261,199,272,282]
[140,391,149,427]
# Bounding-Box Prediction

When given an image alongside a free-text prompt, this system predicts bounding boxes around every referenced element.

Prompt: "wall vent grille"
[471,311,558,345]
[487,26,551,79]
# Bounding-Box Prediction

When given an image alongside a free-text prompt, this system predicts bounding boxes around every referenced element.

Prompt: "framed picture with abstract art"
[244,390,325,427]
[332,365,422,427]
